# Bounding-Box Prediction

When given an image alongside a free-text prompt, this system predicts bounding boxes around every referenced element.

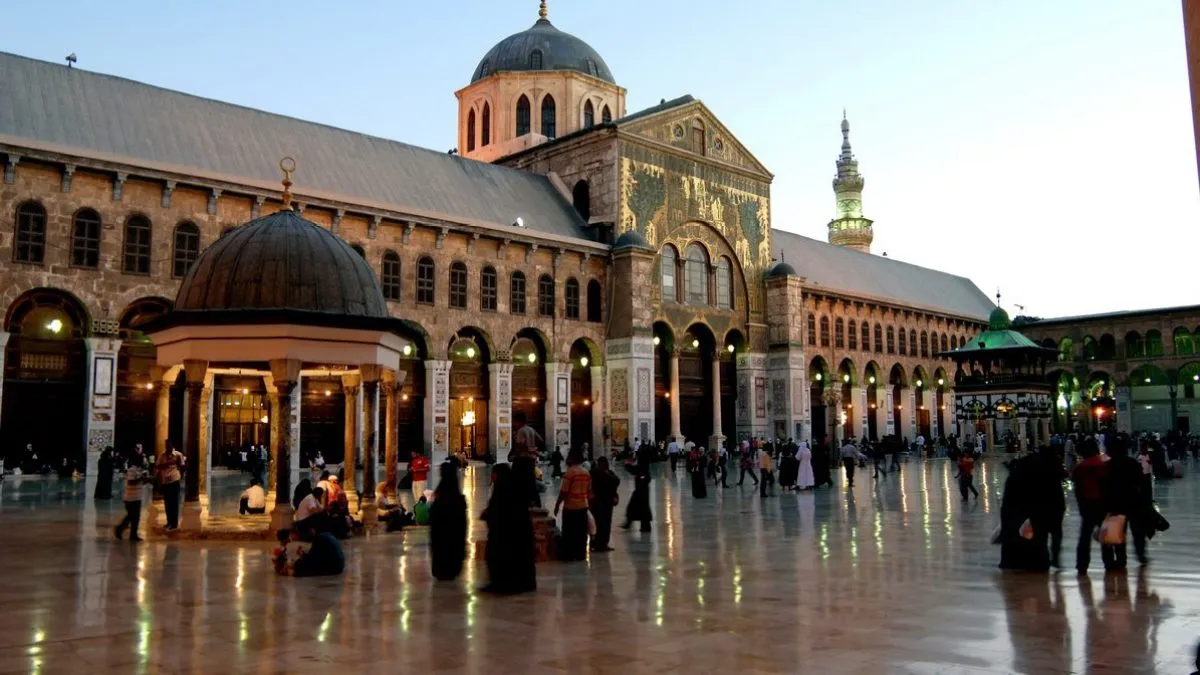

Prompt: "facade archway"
[448,328,492,460]
[1129,363,1171,433]
[864,361,882,440]
[889,363,907,441]
[652,321,676,443]
[809,356,830,445]
[912,366,930,439]
[3,288,91,469]
[511,328,548,443]
[569,338,601,453]
[116,297,173,456]
[933,366,950,440]
[678,323,718,445]
[837,358,857,439]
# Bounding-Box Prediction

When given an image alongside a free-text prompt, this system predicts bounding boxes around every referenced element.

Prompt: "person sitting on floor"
[273,527,345,577]
[294,487,327,536]
[413,495,430,526]
[239,478,267,515]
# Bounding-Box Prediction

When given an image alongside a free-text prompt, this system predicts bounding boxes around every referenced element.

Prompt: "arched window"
[684,243,709,306]
[692,120,706,156]
[466,109,476,152]
[565,278,580,319]
[874,324,883,353]
[538,274,555,317]
[586,279,602,322]
[573,180,591,220]
[449,262,468,309]
[516,95,531,136]
[416,256,435,304]
[861,321,870,352]
[1124,331,1143,358]
[1082,335,1097,360]
[834,318,844,348]
[951,335,959,351]
[660,245,678,302]
[14,201,47,264]
[1175,327,1194,356]
[1098,334,1116,359]
[530,49,543,70]
[807,315,817,346]
[909,329,917,356]
[848,321,858,350]
[820,317,830,347]
[583,100,595,129]
[481,102,491,146]
[716,257,733,310]
[1146,330,1164,357]
[940,334,948,353]
[381,251,401,300]
[70,208,101,268]
[930,331,938,356]
[480,266,497,311]
[123,215,152,275]
[510,272,527,314]
[897,328,906,355]
[601,105,612,124]
[172,221,200,278]
[541,94,557,139]
[920,331,929,357]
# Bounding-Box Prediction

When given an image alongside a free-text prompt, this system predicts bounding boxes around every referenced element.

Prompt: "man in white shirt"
[295,487,326,533]
[667,437,681,471]
[840,439,860,487]
[239,478,267,515]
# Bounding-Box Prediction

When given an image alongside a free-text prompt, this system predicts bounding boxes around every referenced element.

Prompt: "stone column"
[1115,385,1132,434]
[83,337,122,477]
[0,332,9,431]
[199,372,215,511]
[269,359,300,531]
[669,350,682,440]
[921,388,933,440]
[381,372,399,503]
[885,388,895,435]
[288,373,302,490]
[986,418,996,450]
[146,365,173,524]
[590,364,604,456]
[488,357,513,458]
[545,361,571,453]
[341,373,360,499]
[267,385,281,493]
[181,359,208,531]
[931,391,941,441]
[905,388,917,441]
[360,364,381,527]
[605,336,655,452]
[1016,412,1028,451]
[854,386,868,440]
[424,359,450,465]
[710,355,724,450]
[946,390,958,440]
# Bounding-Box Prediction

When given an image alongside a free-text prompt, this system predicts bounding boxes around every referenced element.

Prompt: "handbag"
[1097,514,1127,545]
[587,510,597,536]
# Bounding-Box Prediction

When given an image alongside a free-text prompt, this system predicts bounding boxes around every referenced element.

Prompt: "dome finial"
[279,156,296,209]
[538,0,548,20]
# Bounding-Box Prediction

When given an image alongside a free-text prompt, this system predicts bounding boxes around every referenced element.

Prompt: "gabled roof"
[771,229,994,320]
[615,96,773,178]
[0,51,590,241]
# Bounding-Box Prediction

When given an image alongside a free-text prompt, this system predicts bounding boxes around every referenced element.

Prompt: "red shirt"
[410,455,431,481]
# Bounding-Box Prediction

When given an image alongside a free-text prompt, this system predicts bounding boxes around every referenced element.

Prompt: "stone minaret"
[827,113,874,253]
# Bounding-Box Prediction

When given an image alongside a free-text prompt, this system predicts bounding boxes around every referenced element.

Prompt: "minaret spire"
[827,112,874,254]
[538,0,548,20]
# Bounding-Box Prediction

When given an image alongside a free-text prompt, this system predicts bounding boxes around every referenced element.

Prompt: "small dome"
[766,261,798,279]
[175,209,388,318]
[988,306,1011,331]
[472,17,615,84]
[613,229,652,250]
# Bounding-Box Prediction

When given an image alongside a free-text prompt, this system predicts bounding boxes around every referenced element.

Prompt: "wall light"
[727,344,735,353]
[402,344,413,356]
[1144,377,1151,383]
[915,379,923,388]
[46,318,63,334]
[531,397,538,403]
[466,346,476,359]
[691,338,700,348]
[664,391,671,399]
[402,394,409,401]
[260,415,269,424]
[242,388,250,395]
[815,373,822,381]
[583,398,591,405]
[580,356,589,367]
[323,389,331,397]
[653,336,661,346]
[528,353,537,364]
[868,376,876,384]
[937,378,944,386]
[842,374,850,383]
[144,382,154,390]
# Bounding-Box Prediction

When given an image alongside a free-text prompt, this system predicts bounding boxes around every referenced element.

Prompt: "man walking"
[840,438,859,488]
[667,436,681,472]
[1072,441,1108,573]
[758,447,775,497]
[737,442,758,486]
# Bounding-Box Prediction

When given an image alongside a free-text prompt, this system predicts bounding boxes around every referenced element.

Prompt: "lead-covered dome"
[471,16,615,84]
[175,208,388,318]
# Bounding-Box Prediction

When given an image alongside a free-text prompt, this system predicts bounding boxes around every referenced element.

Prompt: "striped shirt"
[558,465,592,510]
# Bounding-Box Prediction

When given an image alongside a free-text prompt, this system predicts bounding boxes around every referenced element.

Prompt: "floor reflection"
[1,456,1198,672]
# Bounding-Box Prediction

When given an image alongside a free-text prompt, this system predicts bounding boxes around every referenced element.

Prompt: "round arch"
[115,297,174,455]
[657,219,754,319]
[568,338,600,453]
[1128,363,1169,387]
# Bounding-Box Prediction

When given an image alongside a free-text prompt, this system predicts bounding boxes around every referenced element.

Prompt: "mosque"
[0,2,1189,511]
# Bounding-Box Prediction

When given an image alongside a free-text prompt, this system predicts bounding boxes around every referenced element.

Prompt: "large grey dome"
[175,209,388,318]
[471,18,615,84]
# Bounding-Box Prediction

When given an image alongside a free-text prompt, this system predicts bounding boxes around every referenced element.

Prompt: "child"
[114,461,148,541]
[413,495,430,526]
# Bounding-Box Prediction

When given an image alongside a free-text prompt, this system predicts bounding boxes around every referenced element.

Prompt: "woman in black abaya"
[94,446,115,499]
[430,462,467,581]
[623,454,654,532]
[481,463,536,594]
[998,453,1051,571]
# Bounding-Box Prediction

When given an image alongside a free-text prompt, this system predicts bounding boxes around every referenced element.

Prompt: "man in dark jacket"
[1103,437,1150,570]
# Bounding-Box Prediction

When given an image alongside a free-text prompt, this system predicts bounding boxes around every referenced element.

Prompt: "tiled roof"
[771,229,994,320]
[0,51,590,241]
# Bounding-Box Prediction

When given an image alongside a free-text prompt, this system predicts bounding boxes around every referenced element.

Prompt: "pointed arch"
[541,94,557,139]
[516,94,531,136]
[466,108,476,152]
[583,100,595,128]
[601,104,612,124]
[481,102,491,146]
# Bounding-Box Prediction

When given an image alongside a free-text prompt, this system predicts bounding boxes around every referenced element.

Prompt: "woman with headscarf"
[430,461,467,581]
[292,477,313,511]
[622,453,654,532]
[94,446,115,499]
[481,463,536,594]
[689,446,708,499]
[796,441,815,490]
[779,440,799,491]
[589,457,620,552]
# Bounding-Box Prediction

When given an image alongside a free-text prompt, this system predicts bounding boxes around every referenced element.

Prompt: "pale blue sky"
[6,1,1197,317]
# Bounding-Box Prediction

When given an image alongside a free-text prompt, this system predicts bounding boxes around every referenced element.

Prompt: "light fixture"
[45,318,63,334]
[727,344,735,353]
[260,415,269,424]
[468,396,474,402]
[869,404,876,409]
[815,373,822,381]
[1144,377,1151,383]
[937,378,944,386]
[402,344,413,356]
[144,382,154,390]
[580,356,589,367]
[1145,405,1153,410]
[940,405,945,410]
[842,374,850,383]
[466,346,476,359]
[692,338,700,348]
[915,379,923,388]
[868,376,875,384]
[527,352,537,364]
[1194,374,1199,382]
[653,336,661,346]
[402,394,409,401]
[531,397,538,403]
[897,404,902,409]
[324,389,331,397]
[242,388,250,395]
[583,398,591,405]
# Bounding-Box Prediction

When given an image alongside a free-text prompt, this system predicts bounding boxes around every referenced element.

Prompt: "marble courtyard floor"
[1,457,1198,674]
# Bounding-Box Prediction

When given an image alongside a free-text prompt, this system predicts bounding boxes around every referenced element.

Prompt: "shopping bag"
[587,510,597,536]
[1097,514,1127,545]
[1018,519,1035,541]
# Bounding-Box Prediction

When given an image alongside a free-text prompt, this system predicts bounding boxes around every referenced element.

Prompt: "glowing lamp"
[868,376,876,384]
[727,344,735,353]
[653,336,661,346]
[324,389,331,397]
[528,352,537,364]
[815,373,823,382]
[692,338,700,348]
[402,344,413,356]
[664,392,671,399]
[937,378,944,386]
[402,394,409,401]
[842,374,850,383]
[466,346,476,359]
[915,379,923,388]
[531,397,538,403]
[46,318,63,334]
[144,382,154,390]
[583,399,591,405]
[259,415,268,424]
[462,410,476,426]
[242,388,250,395]
[580,356,589,367]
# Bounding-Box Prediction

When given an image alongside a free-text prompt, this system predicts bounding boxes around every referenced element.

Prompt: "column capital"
[360,363,382,383]
[183,359,208,384]
[84,336,122,355]
[341,372,361,390]
[269,358,301,384]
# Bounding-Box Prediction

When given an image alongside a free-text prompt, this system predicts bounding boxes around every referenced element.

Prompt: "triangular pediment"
[616,97,772,179]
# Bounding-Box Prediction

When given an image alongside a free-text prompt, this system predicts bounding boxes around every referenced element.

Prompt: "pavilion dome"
[765,261,798,279]
[988,306,1011,331]
[174,208,388,318]
[613,229,652,251]
[471,16,615,84]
